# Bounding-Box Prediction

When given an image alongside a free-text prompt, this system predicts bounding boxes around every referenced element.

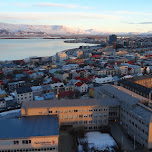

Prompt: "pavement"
[110,123,150,152]
[110,123,134,151]
[59,130,77,152]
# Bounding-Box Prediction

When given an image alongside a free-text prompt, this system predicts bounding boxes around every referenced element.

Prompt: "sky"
[0,0,152,33]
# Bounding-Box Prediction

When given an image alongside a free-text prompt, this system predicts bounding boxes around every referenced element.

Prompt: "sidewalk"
[110,123,134,151]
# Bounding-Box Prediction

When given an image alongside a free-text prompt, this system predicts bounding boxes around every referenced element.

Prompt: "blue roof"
[0,115,59,139]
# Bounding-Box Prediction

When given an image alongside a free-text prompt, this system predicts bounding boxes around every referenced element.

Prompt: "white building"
[56,52,68,62]
[14,87,33,104]
[75,82,88,93]
[93,76,114,84]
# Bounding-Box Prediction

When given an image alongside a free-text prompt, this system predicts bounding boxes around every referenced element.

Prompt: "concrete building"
[109,34,117,45]
[21,98,120,131]
[8,81,25,92]
[129,75,152,88]
[0,116,59,152]
[15,87,33,104]
[95,85,152,149]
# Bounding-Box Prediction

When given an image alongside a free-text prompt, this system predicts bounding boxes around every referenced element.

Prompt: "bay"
[0,39,97,61]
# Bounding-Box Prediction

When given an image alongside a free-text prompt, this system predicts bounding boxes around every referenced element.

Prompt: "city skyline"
[0,0,152,33]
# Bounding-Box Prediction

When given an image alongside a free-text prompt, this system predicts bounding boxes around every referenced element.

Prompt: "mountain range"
[0,22,152,36]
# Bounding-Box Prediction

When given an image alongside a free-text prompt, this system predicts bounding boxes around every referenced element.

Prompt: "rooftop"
[0,115,59,139]
[16,87,32,94]
[22,98,119,109]
[95,85,139,106]
[130,75,152,81]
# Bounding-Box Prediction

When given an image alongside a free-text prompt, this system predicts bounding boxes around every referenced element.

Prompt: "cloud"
[34,2,90,9]
[0,12,120,22]
[126,22,152,25]
[116,11,152,16]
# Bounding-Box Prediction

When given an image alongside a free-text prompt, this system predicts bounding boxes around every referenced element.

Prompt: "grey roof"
[22,98,120,109]
[22,99,101,108]
[130,75,152,81]
[0,115,59,139]
[95,85,139,106]
[99,98,120,107]
[131,104,152,123]
[16,87,32,94]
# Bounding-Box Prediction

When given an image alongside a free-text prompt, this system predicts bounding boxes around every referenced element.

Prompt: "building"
[21,98,120,131]
[0,115,59,152]
[129,75,152,88]
[94,85,152,149]
[8,81,25,92]
[74,82,88,93]
[53,71,69,81]
[20,84,152,149]
[109,34,117,45]
[56,52,68,62]
[15,87,33,104]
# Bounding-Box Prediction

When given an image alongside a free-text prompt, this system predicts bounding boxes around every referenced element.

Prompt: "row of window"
[121,108,148,127]
[14,140,31,145]
[74,119,108,125]
[0,147,56,152]
[48,108,107,114]
[59,114,108,119]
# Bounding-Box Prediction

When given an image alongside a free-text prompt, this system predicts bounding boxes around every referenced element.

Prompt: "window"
[94,109,97,112]
[89,114,92,117]
[89,120,92,124]
[69,115,73,119]
[89,109,92,112]
[49,111,52,113]
[84,115,87,117]
[74,110,78,112]
[79,114,83,118]
[22,140,30,144]
[14,141,19,145]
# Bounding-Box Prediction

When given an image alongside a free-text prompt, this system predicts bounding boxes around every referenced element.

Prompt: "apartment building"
[0,115,59,152]
[8,81,25,92]
[21,98,119,130]
[14,87,33,104]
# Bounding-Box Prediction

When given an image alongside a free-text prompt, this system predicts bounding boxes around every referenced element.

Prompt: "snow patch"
[79,132,117,151]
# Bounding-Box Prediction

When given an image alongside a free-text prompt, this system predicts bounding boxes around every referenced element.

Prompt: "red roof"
[80,78,89,82]
[52,78,61,83]
[75,77,81,80]
[59,91,74,98]
[28,72,34,74]
[75,82,84,87]
[92,55,101,58]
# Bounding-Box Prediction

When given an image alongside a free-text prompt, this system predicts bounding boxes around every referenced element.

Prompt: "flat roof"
[95,85,139,106]
[22,98,120,109]
[130,75,152,81]
[131,104,152,123]
[0,115,59,139]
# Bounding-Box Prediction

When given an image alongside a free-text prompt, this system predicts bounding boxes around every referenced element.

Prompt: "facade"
[74,82,88,93]
[53,71,69,81]
[94,85,152,149]
[56,52,68,62]
[129,75,152,88]
[109,34,117,45]
[0,116,59,152]
[14,87,33,104]
[21,98,119,130]
[8,81,25,92]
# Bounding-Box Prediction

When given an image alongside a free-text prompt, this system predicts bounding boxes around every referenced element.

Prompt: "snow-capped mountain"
[0,22,101,36]
[0,22,151,36]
